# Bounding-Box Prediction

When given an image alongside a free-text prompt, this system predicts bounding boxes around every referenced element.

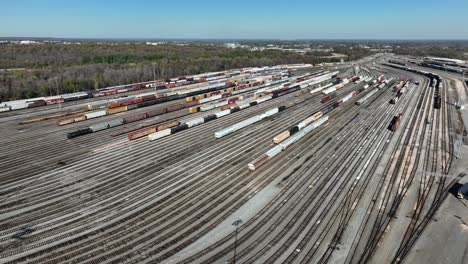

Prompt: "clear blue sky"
[2,0,468,39]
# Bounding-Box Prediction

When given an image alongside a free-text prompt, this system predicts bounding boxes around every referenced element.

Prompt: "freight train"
[388,59,407,66]
[418,62,465,74]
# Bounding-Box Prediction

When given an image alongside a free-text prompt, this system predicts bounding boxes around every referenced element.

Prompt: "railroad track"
[1,61,458,264]
[0,71,358,262]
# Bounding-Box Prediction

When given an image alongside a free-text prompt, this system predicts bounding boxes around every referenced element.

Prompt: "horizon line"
[2,36,468,42]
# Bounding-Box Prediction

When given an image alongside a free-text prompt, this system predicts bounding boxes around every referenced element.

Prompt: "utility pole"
[56,78,61,109]
[232,219,243,264]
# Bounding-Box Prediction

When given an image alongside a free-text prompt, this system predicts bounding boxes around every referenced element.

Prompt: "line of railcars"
[250,78,393,170]
[67,71,330,138]
[214,107,285,138]
[1,63,314,112]
[139,72,336,141]
[249,116,329,171]
[60,71,309,127]
[383,63,441,109]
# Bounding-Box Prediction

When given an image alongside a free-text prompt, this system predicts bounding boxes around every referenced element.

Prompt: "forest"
[0,43,370,101]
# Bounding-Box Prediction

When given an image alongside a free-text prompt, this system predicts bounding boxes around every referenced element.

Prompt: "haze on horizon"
[2,0,468,40]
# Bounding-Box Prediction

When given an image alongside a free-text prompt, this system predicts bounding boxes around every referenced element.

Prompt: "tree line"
[0,43,371,101]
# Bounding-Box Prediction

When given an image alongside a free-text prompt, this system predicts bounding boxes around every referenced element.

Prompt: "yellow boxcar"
[73,115,86,122]
[157,121,180,131]
[189,107,199,113]
[186,97,193,102]
[57,118,75,126]
[106,106,128,115]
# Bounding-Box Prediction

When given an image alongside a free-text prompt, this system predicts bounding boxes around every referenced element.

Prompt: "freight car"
[388,59,407,66]
[434,96,442,109]
[388,113,403,132]
[321,92,337,103]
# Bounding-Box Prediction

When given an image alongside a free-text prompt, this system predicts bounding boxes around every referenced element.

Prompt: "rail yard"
[1,54,467,264]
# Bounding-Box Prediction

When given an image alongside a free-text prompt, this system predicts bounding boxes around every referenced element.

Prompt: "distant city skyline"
[2,0,468,39]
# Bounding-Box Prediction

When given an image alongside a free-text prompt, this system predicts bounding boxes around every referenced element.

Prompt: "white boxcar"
[148,129,172,141]
[85,110,107,119]
[186,118,204,128]
[215,110,231,118]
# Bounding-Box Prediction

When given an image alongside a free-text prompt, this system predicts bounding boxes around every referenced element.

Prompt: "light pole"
[53,77,61,109]
[232,219,243,264]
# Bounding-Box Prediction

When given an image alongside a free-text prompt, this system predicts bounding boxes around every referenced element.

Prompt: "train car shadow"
[448,183,463,197]
[448,183,468,208]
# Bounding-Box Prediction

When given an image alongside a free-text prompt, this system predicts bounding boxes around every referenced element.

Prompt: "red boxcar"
[108,102,123,109]
[221,103,237,111]
[123,113,148,124]
[321,95,332,103]
[184,100,200,108]
[167,104,183,112]
[390,113,403,131]
[128,126,157,140]
[146,107,167,117]
[103,89,118,96]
